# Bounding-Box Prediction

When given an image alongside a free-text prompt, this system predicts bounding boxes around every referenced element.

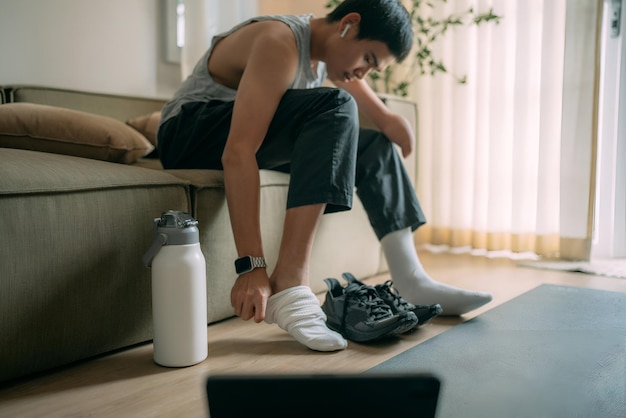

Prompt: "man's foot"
[265,286,347,352]
[381,227,493,316]
[394,276,493,316]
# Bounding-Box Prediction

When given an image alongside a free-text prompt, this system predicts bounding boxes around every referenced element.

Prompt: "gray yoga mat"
[368,285,626,417]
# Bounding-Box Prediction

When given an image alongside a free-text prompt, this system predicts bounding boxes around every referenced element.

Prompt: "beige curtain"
[411,0,602,260]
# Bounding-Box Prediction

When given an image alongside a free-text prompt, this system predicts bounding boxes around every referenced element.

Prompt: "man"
[158,0,492,352]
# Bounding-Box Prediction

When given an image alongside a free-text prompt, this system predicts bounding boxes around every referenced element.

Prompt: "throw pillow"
[127,111,161,147]
[0,103,155,164]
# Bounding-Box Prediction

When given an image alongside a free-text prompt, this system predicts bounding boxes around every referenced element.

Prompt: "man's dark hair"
[326,0,413,63]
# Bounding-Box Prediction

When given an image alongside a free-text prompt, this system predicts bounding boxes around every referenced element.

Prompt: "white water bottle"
[143,210,208,367]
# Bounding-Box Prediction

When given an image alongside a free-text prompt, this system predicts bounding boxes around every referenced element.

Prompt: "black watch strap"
[234,256,267,275]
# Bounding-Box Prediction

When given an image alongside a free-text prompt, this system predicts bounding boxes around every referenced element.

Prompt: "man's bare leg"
[270,204,324,293]
[265,204,348,351]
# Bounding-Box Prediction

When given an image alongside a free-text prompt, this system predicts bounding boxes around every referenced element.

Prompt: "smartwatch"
[234,256,267,275]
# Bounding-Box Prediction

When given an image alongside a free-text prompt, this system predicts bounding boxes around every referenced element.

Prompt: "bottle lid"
[155,210,200,245]
[142,211,200,267]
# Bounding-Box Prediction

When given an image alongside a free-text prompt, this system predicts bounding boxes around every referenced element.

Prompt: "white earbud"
[340,24,351,38]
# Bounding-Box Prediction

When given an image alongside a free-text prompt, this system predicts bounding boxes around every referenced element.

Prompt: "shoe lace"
[341,285,391,333]
[377,280,413,311]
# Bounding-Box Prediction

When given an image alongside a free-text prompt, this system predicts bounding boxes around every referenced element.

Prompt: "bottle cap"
[142,211,200,267]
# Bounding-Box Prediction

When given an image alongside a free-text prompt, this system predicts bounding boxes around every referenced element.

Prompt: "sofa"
[0,85,417,383]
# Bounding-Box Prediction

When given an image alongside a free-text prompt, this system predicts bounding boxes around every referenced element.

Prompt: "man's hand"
[380,112,415,158]
[230,269,272,322]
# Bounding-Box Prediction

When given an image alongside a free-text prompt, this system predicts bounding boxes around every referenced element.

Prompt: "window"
[164,0,184,64]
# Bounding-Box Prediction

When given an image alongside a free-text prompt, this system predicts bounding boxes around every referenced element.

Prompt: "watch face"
[235,256,252,274]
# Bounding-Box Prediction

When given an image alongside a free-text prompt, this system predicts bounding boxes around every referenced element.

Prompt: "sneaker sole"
[413,304,443,327]
[324,310,417,343]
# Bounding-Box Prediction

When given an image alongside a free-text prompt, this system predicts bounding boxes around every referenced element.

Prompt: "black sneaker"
[321,278,418,343]
[342,273,442,331]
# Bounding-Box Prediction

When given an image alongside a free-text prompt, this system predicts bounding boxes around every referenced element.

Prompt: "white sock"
[265,286,348,351]
[381,228,493,315]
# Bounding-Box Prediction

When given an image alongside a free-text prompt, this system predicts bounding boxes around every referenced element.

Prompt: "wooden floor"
[1,251,625,418]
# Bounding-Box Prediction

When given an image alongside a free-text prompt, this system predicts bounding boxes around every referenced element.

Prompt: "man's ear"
[340,12,361,36]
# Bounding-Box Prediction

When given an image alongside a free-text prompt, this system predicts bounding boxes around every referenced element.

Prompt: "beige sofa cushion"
[0,147,191,383]
[0,103,154,164]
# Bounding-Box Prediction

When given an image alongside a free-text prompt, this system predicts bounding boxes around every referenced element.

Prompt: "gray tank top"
[160,14,327,125]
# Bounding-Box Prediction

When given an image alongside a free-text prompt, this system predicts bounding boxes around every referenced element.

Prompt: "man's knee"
[308,87,358,123]
[359,129,397,159]
[332,88,358,114]
[326,88,359,143]
[304,88,359,147]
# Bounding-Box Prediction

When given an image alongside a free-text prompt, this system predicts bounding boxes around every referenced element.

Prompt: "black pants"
[158,87,426,239]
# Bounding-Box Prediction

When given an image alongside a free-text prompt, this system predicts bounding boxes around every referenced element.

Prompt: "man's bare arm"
[337,78,415,158]
[221,25,299,322]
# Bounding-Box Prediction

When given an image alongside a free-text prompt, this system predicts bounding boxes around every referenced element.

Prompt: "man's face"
[325,35,395,84]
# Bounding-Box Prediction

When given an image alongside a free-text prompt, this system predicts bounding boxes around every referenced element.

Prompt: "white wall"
[0,0,180,98]
[0,0,333,98]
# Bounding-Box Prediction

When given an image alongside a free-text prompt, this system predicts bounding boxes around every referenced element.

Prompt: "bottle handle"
[142,218,168,268]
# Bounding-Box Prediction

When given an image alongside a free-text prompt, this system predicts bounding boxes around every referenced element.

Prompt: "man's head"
[326,0,413,63]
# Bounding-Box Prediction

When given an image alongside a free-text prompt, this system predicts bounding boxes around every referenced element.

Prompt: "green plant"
[326,0,501,96]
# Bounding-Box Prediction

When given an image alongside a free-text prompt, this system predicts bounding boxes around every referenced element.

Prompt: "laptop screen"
[206,373,440,418]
